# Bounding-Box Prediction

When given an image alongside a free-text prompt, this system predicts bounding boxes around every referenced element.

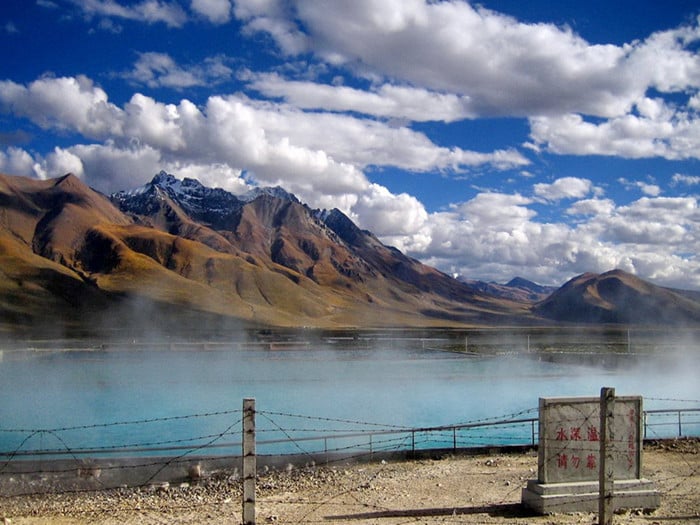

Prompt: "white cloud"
[594,197,697,246]
[566,198,615,217]
[409,191,700,289]
[122,52,233,89]
[0,147,38,178]
[352,184,428,237]
[232,0,700,119]
[233,0,700,168]
[191,0,232,24]
[458,192,536,229]
[248,72,475,122]
[58,142,164,193]
[44,147,85,179]
[529,105,700,161]
[0,75,485,229]
[672,173,700,186]
[124,94,186,152]
[205,94,527,173]
[0,75,523,191]
[4,22,19,34]
[690,93,700,111]
[618,177,661,197]
[233,0,308,55]
[0,75,124,139]
[533,177,596,201]
[73,0,188,28]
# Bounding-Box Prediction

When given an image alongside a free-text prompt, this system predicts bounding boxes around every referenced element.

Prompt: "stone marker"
[521,395,660,514]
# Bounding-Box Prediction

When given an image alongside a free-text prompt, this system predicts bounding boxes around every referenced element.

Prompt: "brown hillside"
[0,172,536,333]
[535,269,700,324]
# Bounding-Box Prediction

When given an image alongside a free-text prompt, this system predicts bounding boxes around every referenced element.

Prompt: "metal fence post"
[599,387,615,525]
[243,398,256,525]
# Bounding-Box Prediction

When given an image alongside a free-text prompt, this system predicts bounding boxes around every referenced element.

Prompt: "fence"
[2,404,698,462]
[1,399,699,523]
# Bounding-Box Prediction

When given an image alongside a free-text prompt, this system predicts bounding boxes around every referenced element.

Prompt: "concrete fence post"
[243,398,256,525]
[599,387,615,525]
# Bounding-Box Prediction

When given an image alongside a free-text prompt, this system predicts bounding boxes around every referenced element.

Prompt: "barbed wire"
[2,407,697,464]
[646,396,700,404]
[256,409,413,429]
[141,416,244,487]
[0,408,243,434]
[0,405,698,523]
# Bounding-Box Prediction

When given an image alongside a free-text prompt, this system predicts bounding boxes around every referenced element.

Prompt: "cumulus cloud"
[233,0,309,55]
[73,0,188,28]
[672,173,700,186]
[352,184,428,237]
[533,177,598,201]
[233,0,700,119]
[618,177,661,197]
[248,72,475,122]
[529,104,700,161]
[233,0,700,170]
[191,0,232,24]
[0,74,527,240]
[43,147,86,179]
[0,75,523,190]
[122,52,233,89]
[0,75,124,139]
[411,191,700,289]
[566,198,616,217]
[0,147,38,177]
[204,94,528,173]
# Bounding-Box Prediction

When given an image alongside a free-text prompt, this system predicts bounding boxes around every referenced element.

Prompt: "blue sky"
[1,1,700,290]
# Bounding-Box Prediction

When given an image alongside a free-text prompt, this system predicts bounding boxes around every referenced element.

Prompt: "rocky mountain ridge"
[459,276,556,303]
[1,171,699,334]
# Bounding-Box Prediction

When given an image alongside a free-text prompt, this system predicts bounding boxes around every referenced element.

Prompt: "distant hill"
[0,171,531,334]
[459,276,556,303]
[534,269,700,324]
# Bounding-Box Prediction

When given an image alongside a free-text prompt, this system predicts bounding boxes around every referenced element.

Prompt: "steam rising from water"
[0,328,698,454]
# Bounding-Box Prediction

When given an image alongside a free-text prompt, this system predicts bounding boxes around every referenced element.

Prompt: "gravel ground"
[1,439,699,524]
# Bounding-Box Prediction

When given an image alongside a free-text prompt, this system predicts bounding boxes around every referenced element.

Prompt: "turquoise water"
[0,342,698,458]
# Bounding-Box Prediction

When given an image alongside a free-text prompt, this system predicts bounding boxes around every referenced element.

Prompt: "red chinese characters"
[626,408,637,471]
[554,425,600,470]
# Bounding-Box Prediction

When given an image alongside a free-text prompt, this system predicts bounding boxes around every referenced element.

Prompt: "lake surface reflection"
[1,329,699,456]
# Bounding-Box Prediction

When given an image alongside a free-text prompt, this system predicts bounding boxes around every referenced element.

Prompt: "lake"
[1,328,699,458]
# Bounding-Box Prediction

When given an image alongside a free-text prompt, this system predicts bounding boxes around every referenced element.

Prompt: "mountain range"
[1,171,699,335]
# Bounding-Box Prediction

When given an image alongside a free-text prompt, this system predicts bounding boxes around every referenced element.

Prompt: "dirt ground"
[1,440,699,525]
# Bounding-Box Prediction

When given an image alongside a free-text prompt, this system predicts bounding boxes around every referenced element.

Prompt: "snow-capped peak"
[111,172,302,228]
[239,185,299,204]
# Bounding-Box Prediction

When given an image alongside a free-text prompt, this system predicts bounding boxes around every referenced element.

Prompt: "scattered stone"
[188,463,203,481]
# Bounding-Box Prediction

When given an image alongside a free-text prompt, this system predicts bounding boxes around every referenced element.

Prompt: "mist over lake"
[1,328,699,456]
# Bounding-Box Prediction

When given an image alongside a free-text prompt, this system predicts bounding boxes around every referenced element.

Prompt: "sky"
[1,1,700,290]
